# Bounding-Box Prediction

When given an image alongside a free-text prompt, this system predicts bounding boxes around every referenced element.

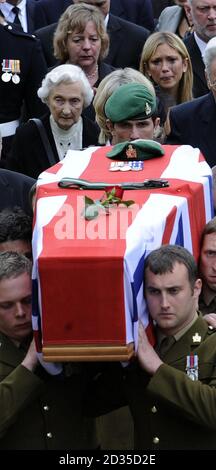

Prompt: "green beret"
[106,139,164,161]
[105,83,157,122]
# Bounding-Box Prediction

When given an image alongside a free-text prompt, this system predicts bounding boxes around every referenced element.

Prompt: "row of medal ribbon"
[109,161,144,172]
[1,59,20,84]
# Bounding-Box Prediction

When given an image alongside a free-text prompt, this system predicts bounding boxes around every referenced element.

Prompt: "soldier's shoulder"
[3,24,37,41]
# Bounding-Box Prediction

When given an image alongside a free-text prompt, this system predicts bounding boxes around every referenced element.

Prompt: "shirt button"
[47,432,52,438]
[153,437,159,444]
[208,325,214,330]
[151,406,157,413]
[43,405,49,411]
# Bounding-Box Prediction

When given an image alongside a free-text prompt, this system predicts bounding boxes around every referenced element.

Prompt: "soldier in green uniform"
[90,245,216,449]
[0,251,98,450]
[199,216,216,322]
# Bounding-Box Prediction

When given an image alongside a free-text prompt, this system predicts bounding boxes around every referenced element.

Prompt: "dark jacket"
[110,0,154,31]
[35,14,149,70]
[89,317,216,450]
[83,61,115,122]
[104,14,149,70]
[8,113,100,179]
[0,24,47,124]
[0,169,35,214]
[184,33,209,98]
[152,0,175,18]
[36,0,154,31]
[0,332,97,450]
[23,0,48,32]
[35,0,72,26]
[166,92,216,168]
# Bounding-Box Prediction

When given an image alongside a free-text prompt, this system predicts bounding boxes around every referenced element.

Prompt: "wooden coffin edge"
[43,342,134,362]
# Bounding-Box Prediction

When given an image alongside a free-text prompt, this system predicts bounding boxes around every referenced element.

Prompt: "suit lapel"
[107,14,122,64]
[200,93,216,163]
[26,0,35,33]
[185,34,206,86]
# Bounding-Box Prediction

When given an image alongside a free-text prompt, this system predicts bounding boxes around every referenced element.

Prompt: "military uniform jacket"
[89,316,216,450]
[0,24,47,124]
[199,292,216,316]
[0,332,97,450]
[126,316,216,450]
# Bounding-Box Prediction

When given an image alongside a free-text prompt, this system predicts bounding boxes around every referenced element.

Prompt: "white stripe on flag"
[37,146,99,185]
[124,193,192,348]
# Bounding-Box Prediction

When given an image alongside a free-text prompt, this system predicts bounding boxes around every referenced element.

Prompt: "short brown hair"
[144,244,198,290]
[200,217,216,246]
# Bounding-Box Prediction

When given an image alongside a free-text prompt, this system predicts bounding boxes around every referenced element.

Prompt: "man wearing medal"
[89,245,216,449]
[0,5,47,160]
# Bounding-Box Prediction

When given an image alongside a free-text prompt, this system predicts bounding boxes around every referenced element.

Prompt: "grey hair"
[203,37,216,79]
[37,64,93,108]
[0,251,32,282]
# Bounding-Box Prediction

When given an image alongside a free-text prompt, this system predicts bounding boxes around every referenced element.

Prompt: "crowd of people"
[1,0,216,452]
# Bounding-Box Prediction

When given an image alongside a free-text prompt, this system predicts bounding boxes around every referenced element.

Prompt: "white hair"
[37,64,94,108]
[203,37,216,79]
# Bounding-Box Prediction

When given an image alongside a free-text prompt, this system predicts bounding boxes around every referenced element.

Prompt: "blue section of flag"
[175,214,184,247]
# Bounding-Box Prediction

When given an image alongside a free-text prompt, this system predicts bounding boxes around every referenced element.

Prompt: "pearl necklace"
[85,65,98,80]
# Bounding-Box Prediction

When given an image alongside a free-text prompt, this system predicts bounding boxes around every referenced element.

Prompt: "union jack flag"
[32,144,213,373]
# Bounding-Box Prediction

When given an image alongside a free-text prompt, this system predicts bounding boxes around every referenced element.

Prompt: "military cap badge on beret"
[105,83,157,122]
[106,139,165,161]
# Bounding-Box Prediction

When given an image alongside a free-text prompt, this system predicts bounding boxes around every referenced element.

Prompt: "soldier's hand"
[21,338,38,372]
[203,313,216,328]
[137,321,162,375]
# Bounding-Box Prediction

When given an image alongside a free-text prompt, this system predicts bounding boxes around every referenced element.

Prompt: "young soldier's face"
[145,262,201,335]
[107,118,159,144]
[200,233,216,292]
[0,273,32,343]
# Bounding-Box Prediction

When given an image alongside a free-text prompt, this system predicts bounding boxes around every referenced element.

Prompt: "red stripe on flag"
[162,206,177,244]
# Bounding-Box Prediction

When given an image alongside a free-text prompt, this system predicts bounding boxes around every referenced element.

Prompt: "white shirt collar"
[194,32,208,60]
[0,0,27,32]
[50,115,83,160]
[104,13,109,29]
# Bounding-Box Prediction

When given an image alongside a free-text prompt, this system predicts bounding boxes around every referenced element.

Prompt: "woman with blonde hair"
[139,32,193,121]
[93,68,159,144]
[53,3,113,89]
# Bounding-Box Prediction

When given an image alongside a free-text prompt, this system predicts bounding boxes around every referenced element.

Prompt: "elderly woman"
[7,64,99,179]
[93,67,162,144]
[139,31,193,125]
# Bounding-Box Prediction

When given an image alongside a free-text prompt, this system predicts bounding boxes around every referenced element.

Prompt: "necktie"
[12,6,22,30]
[157,335,175,359]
